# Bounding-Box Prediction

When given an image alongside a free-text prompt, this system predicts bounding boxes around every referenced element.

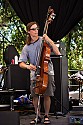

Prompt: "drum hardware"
[0,66,8,89]
[69,72,83,105]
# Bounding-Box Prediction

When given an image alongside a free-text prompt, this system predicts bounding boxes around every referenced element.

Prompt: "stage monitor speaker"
[4,64,30,93]
[50,56,69,114]
[0,111,20,125]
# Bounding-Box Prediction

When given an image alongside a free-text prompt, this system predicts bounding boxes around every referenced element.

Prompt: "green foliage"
[0,0,26,64]
[0,0,83,70]
[61,19,83,70]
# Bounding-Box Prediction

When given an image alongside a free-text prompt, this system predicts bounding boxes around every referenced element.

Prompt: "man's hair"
[26,21,39,45]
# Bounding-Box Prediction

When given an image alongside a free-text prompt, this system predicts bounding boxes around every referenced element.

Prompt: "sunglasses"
[30,27,39,31]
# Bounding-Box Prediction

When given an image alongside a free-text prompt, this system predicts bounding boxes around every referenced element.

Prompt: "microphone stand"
[53,96,70,119]
[35,95,40,125]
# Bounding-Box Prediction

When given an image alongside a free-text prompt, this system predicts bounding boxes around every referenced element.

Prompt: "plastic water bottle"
[14,55,18,64]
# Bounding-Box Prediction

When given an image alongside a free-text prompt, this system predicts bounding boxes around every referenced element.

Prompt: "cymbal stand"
[0,75,4,89]
[0,67,8,89]
[78,79,83,105]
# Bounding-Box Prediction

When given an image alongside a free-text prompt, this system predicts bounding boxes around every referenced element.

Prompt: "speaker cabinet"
[4,65,30,93]
[0,111,20,125]
[51,56,69,114]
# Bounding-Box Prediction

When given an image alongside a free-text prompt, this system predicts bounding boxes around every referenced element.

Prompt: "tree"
[61,19,83,70]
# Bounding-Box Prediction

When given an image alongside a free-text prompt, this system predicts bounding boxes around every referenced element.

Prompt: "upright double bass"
[34,6,56,95]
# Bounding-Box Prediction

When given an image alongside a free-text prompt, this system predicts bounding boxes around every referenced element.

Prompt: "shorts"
[30,75,55,97]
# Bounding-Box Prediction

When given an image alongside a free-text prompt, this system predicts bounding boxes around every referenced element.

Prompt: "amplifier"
[4,64,30,92]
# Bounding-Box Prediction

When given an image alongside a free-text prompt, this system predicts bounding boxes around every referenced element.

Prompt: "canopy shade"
[9,0,83,41]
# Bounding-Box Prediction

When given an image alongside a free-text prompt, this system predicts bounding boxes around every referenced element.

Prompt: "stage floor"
[20,113,69,125]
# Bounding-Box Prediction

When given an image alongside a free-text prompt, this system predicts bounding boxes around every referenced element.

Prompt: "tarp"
[9,0,83,41]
